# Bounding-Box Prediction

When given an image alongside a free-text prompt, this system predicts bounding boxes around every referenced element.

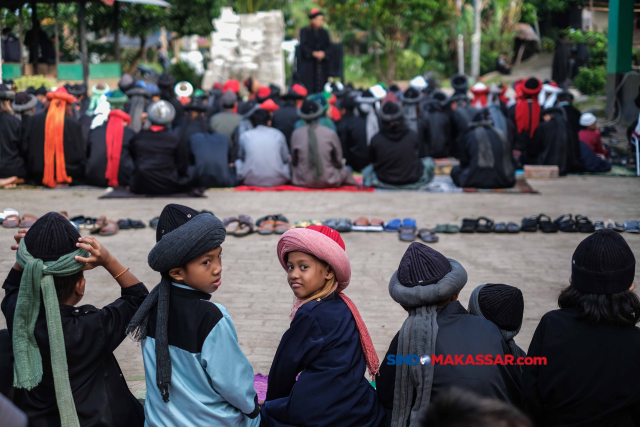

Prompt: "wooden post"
[31,2,39,73]
[18,7,24,75]
[79,0,88,85]
[54,2,60,69]
[114,1,120,62]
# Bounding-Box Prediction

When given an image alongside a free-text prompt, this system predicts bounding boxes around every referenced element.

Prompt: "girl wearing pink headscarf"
[261,225,385,427]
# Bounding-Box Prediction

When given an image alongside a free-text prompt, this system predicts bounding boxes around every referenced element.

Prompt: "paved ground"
[1,176,639,383]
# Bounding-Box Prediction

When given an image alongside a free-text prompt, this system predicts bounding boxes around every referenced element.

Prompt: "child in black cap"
[2,212,148,427]
[522,229,640,426]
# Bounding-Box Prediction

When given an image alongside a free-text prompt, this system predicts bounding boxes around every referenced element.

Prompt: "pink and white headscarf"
[277,226,379,377]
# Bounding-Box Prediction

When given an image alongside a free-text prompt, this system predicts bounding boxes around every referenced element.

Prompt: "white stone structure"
[202,7,286,93]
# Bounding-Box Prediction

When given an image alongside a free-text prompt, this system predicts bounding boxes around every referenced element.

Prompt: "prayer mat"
[571,165,638,177]
[98,187,207,199]
[374,176,538,194]
[235,185,375,192]
[462,177,539,194]
[434,158,460,176]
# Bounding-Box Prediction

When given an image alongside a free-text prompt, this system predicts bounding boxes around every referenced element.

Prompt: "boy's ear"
[168,267,185,283]
[76,277,86,298]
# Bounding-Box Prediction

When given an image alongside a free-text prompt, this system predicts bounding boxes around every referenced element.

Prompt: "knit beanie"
[478,284,524,331]
[24,212,80,262]
[118,74,135,92]
[35,86,47,96]
[571,229,636,294]
[221,90,237,108]
[156,204,200,242]
[398,242,452,287]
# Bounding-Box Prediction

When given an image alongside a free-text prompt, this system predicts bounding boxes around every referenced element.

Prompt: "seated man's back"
[85,120,135,187]
[190,132,237,187]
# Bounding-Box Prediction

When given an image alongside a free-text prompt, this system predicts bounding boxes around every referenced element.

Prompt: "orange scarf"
[43,88,77,188]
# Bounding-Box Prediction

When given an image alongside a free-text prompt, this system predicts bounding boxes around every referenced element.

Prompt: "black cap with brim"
[0,91,16,101]
[298,100,324,121]
[309,10,323,19]
[12,94,38,112]
[377,103,404,122]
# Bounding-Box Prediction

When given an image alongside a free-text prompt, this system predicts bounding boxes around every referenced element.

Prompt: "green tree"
[166,0,221,37]
[320,0,454,83]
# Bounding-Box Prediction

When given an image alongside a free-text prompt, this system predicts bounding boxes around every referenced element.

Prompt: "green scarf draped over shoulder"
[13,240,88,427]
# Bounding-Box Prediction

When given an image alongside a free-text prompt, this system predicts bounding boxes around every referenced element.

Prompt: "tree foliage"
[166,0,221,37]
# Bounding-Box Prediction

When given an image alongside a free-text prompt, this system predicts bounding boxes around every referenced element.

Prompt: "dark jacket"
[189,132,237,188]
[377,300,522,424]
[262,294,385,427]
[173,116,210,151]
[369,124,423,185]
[524,112,569,176]
[522,308,640,427]
[22,111,86,184]
[0,111,26,178]
[451,105,481,158]
[85,123,135,187]
[1,268,148,427]
[579,141,611,173]
[336,111,369,172]
[451,121,516,189]
[129,129,190,195]
[272,103,300,148]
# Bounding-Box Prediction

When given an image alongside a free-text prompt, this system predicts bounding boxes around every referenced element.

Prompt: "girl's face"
[169,246,223,294]
[286,251,334,299]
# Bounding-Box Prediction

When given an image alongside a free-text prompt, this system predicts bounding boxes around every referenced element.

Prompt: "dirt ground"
[1,175,639,383]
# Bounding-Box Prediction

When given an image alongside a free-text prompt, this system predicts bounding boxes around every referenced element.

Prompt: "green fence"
[2,63,22,80]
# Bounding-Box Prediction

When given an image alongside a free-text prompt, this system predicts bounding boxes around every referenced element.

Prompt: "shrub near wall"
[573,66,606,95]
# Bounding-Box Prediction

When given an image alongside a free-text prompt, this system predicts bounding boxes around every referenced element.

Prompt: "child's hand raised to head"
[75,236,115,271]
[10,229,29,251]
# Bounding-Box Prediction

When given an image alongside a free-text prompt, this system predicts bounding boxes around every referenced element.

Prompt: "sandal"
[538,214,559,233]
[605,219,625,232]
[352,217,370,232]
[129,219,146,229]
[257,216,276,235]
[418,228,439,243]
[323,219,338,230]
[336,218,352,233]
[445,224,460,234]
[82,217,98,230]
[399,218,417,242]
[494,222,507,233]
[90,216,107,235]
[507,222,520,233]
[575,215,595,233]
[274,215,290,234]
[476,217,494,233]
[234,215,254,237]
[594,221,605,231]
[99,220,119,236]
[70,215,86,228]
[223,217,240,234]
[294,220,311,228]
[369,218,384,232]
[117,219,132,230]
[460,218,478,233]
[2,214,20,228]
[521,216,538,232]
[149,217,160,229]
[19,214,38,228]
[384,219,401,232]
[554,214,577,232]
[623,220,640,234]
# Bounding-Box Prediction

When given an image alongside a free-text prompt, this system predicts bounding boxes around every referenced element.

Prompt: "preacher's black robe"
[1,268,148,427]
[297,27,332,94]
[451,121,516,189]
[22,111,86,184]
[0,111,26,178]
[129,129,191,195]
[523,113,569,176]
[559,104,584,173]
[336,111,369,172]
[272,102,300,148]
[85,123,135,187]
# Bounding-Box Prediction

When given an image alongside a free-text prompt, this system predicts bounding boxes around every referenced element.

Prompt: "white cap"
[409,75,428,91]
[579,112,597,127]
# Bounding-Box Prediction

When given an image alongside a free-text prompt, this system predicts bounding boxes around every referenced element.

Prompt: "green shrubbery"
[573,66,606,95]
[167,61,201,88]
[13,75,57,91]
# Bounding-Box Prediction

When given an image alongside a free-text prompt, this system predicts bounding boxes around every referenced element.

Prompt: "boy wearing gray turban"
[127,205,260,427]
[376,243,521,427]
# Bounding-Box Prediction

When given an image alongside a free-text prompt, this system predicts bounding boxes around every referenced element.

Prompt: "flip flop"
[2,214,20,228]
[223,217,240,234]
[70,215,86,228]
[494,222,507,233]
[399,218,417,242]
[384,219,401,232]
[235,215,254,237]
[352,217,370,232]
[0,208,19,221]
[476,217,494,233]
[538,214,559,233]
[605,219,625,232]
[507,222,520,233]
[91,216,107,234]
[99,220,119,236]
[554,214,577,232]
[368,218,384,232]
[623,220,640,234]
[19,214,39,228]
[575,215,595,233]
[445,224,460,234]
[521,216,538,232]
[149,217,160,229]
[418,228,439,243]
[257,216,276,235]
[129,219,146,229]
[434,224,447,233]
[323,218,338,230]
[336,218,352,233]
[275,218,290,234]
[117,219,132,230]
[460,218,477,233]
[82,217,98,230]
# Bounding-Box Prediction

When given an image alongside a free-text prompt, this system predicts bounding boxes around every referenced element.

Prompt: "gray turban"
[389,259,467,427]
[127,213,226,402]
[147,100,176,126]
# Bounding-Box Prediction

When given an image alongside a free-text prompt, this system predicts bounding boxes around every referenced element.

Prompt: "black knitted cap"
[27,86,37,94]
[156,204,200,242]
[398,242,452,287]
[24,212,80,262]
[478,284,524,331]
[35,85,47,96]
[572,229,636,294]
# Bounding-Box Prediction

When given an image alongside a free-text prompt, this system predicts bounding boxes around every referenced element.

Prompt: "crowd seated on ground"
[0,66,629,193]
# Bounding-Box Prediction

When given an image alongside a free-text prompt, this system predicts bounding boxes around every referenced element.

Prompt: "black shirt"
[369,125,423,185]
[85,123,136,187]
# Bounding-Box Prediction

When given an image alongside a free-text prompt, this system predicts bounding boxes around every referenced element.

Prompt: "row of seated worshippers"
[0,73,611,194]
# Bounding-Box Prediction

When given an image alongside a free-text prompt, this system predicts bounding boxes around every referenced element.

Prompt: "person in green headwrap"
[86,83,110,116]
[106,89,129,111]
[294,93,336,131]
[2,212,148,427]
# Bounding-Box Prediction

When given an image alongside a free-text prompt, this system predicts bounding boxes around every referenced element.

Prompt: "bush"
[541,37,556,52]
[562,29,608,67]
[573,66,606,95]
[167,61,201,88]
[13,75,57,91]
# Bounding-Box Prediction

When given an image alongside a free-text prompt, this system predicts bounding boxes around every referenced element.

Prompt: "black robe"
[336,111,369,172]
[523,113,569,176]
[451,105,481,158]
[272,102,300,148]
[190,132,237,188]
[1,268,148,427]
[423,103,453,159]
[22,111,86,184]
[559,104,584,173]
[297,27,332,94]
[522,308,640,426]
[451,121,516,189]
[0,111,26,178]
[85,123,135,187]
[552,39,571,87]
[173,116,210,152]
[129,129,191,195]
